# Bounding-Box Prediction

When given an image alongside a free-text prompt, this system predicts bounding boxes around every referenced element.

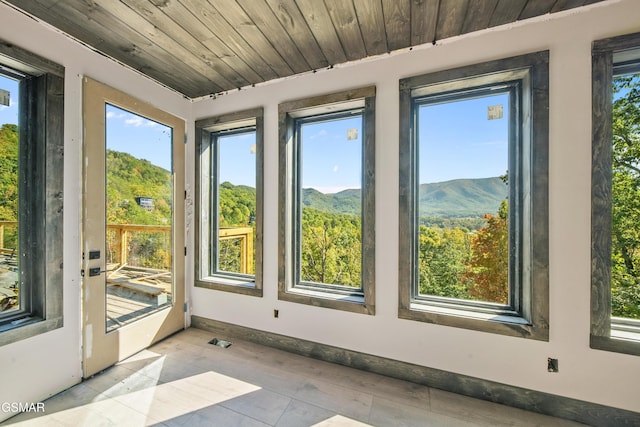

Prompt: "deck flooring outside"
[106,265,172,331]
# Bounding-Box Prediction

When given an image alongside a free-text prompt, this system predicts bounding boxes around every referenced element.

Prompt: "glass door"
[82,77,185,377]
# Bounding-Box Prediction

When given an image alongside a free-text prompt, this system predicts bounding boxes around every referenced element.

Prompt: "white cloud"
[106,110,125,120]
[332,165,339,173]
[308,129,329,140]
[124,115,157,128]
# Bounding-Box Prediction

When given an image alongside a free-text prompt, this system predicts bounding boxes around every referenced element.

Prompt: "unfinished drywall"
[0,3,190,422]
[190,0,640,413]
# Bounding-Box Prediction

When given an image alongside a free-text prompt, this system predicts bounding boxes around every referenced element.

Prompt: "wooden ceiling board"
[410,0,439,46]
[324,0,367,61]
[207,0,294,77]
[295,0,347,65]
[146,0,263,85]
[264,0,329,70]
[179,0,278,82]
[353,0,388,55]
[381,0,411,51]
[28,0,212,96]
[119,0,252,88]
[489,0,528,27]
[436,0,470,40]
[236,0,311,74]
[1,0,608,98]
[461,0,499,34]
[89,0,237,90]
[552,0,587,13]
[519,0,557,20]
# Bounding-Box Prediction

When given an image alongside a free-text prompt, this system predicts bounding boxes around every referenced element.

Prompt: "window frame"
[0,40,64,346]
[278,86,376,315]
[591,32,640,355]
[195,108,263,297]
[398,52,549,340]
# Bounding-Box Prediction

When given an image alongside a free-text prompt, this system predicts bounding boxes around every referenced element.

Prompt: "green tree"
[463,200,509,304]
[611,73,640,319]
[301,207,361,287]
[217,181,256,273]
[105,150,173,268]
[418,225,471,299]
[106,150,172,226]
[0,124,19,250]
[0,124,18,222]
[218,181,255,227]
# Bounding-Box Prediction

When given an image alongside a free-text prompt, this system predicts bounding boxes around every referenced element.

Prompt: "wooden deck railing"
[0,221,254,274]
[107,224,171,268]
[219,226,254,274]
[108,224,254,274]
[0,221,17,255]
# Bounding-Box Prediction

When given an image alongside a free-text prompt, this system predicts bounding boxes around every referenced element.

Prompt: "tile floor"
[2,327,586,426]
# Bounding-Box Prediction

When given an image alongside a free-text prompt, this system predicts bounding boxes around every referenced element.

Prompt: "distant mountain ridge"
[419,177,507,218]
[301,176,507,218]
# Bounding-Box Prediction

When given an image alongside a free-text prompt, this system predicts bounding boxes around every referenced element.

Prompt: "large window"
[399,52,549,339]
[0,41,64,345]
[592,32,640,355]
[279,87,375,314]
[195,108,263,296]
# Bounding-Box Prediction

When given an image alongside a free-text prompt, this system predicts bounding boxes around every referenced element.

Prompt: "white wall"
[0,0,638,419]
[0,3,191,422]
[191,0,640,413]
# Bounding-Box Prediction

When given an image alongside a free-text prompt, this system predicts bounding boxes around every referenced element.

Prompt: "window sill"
[278,287,373,315]
[195,277,262,297]
[399,302,547,341]
[590,333,640,356]
[590,319,640,356]
[0,316,63,347]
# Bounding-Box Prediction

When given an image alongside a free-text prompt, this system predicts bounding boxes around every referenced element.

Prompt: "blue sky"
[217,116,363,194]
[0,75,19,126]
[0,80,174,173]
[301,116,362,193]
[2,74,510,193]
[219,131,256,187]
[418,93,509,184]
[106,104,172,171]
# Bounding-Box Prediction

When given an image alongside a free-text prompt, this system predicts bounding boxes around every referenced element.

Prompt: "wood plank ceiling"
[3,0,606,99]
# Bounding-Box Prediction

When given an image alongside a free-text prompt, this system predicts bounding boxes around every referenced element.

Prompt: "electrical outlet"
[274,309,279,318]
[547,357,559,373]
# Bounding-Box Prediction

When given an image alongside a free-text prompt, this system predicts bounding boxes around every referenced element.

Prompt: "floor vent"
[209,338,232,348]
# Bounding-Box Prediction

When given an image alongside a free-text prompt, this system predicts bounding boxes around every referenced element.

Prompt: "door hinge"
[184,246,187,256]
[81,269,85,277]
[184,134,187,144]
[183,302,188,313]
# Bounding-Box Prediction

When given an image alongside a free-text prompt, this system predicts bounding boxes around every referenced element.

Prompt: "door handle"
[89,267,107,277]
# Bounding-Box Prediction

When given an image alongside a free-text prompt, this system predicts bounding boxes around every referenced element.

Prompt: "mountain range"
[302,176,507,218]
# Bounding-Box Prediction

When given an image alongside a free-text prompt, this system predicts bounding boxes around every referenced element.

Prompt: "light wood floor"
[2,327,585,426]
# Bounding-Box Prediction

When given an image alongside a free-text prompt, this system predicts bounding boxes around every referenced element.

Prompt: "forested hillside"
[0,124,18,222]
[420,177,507,217]
[1,105,637,317]
[301,176,507,218]
[106,149,172,225]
